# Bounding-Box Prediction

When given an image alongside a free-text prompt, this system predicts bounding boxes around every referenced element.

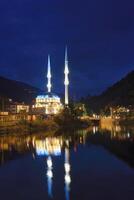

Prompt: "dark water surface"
[0,127,134,200]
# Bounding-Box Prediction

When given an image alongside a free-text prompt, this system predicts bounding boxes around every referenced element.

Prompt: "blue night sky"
[0,0,134,96]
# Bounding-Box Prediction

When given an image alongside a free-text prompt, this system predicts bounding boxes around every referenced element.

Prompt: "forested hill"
[0,76,42,103]
[82,70,134,112]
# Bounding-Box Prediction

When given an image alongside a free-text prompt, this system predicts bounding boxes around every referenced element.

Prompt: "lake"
[0,125,134,200]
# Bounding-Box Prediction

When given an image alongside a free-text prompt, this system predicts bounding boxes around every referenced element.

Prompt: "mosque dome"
[36,92,60,101]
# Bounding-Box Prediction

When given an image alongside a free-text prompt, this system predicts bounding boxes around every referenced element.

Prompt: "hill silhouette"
[82,71,134,112]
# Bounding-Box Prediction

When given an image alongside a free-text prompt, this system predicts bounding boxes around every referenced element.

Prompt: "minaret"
[64,47,69,105]
[47,55,52,93]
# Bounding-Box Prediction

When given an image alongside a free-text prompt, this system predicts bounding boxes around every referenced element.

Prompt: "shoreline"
[0,118,91,135]
[0,117,134,136]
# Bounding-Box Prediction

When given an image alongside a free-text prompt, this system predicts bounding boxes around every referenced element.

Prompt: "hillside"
[83,71,134,112]
[0,76,43,103]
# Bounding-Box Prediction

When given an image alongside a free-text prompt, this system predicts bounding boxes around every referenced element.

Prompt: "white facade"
[33,93,62,115]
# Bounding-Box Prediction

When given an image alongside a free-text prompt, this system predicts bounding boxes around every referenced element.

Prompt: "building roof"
[36,92,60,100]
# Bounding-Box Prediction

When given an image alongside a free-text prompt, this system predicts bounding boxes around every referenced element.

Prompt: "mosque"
[32,48,69,115]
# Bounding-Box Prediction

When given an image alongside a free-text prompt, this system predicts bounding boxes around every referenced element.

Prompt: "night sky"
[0,0,134,97]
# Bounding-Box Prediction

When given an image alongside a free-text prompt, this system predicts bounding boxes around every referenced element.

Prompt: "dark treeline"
[81,70,134,113]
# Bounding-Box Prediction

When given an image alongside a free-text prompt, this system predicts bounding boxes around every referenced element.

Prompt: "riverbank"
[0,117,91,135]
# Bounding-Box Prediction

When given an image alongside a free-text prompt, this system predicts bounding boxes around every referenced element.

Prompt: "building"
[33,48,70,115]
[0,96,30,114]
[9,102,29,114]
[33,92,62,115]
[0,96,12,112]
[111,106,134,119]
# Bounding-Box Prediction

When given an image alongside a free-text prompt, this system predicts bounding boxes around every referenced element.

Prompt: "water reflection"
[0,125,133,198]
[0,125,134,166]
[64,140,71,200]
[35,137,62,156]
[46,156,53,198]
[0,126,133,200]
[93,126,99,134]
[35,137,71,199]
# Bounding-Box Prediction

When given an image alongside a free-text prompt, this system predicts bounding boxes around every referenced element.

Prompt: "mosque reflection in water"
[0,134,74,200]
[34,137,71,199]
[0,124,134,198]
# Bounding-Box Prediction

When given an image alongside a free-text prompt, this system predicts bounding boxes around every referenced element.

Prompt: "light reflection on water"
[0,125,134,199]
[35,137,63,156]
[64,141,71,200]
[0,125,134,165]
[46,156,53,198]
[32,137,71,199]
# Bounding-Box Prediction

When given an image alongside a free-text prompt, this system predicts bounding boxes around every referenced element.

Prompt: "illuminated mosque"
[33,48,69,115]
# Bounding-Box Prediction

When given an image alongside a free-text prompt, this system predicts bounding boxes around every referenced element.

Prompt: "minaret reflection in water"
[35,137,62,198]
[34,137,71,199]
[64,140,71,200]
[46,156,53,198]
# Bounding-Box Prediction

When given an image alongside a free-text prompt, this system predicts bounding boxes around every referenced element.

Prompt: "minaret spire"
[64,46,69,105]
[47,55,52,93]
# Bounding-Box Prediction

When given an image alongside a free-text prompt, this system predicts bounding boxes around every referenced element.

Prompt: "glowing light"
[64,77,69,85]
[46,108,48,115]
[34,93,62,115]
[93,126,98,134]
[65,174,71,184]
[64,47,69,105]
[93,126,96,134]
[64,47,69,76]
[35,138,62,156]
[64,163,70,173]
[47,55,52,93]
[36,149,49,156]
[47,169,53,178]
[127,132,130,138]
[46,156,53,198]
[47,173,53,198]
[47,157,53,168]
[64,145,71,200]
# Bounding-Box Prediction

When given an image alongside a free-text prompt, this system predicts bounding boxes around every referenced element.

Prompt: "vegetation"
[0,105,90,135]
[16,118,59,133]
[54,105,90,130]
[81,70,134,113]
